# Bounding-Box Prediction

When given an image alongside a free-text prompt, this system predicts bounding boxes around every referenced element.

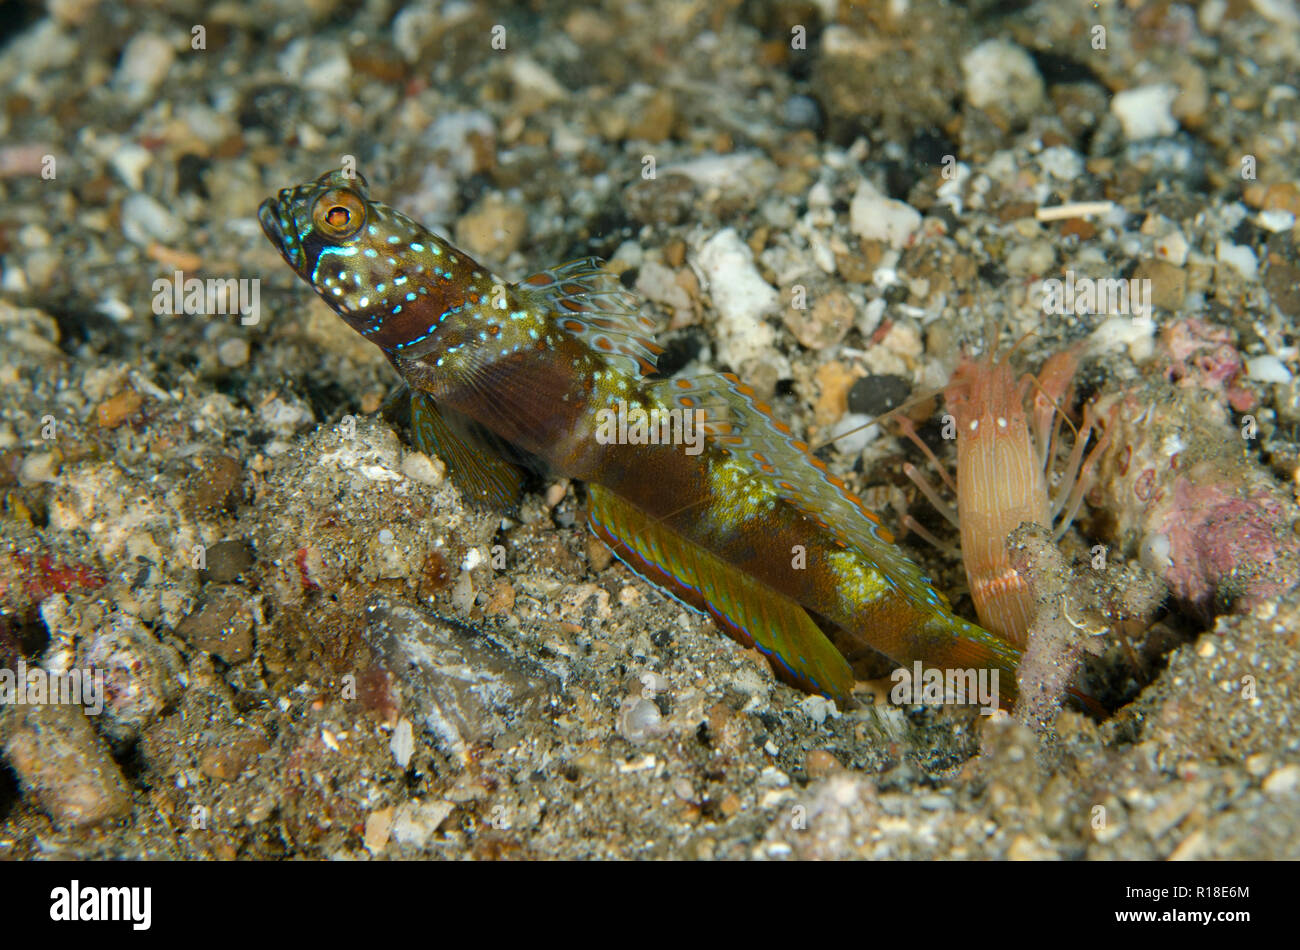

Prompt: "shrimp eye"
[312,189,365,239]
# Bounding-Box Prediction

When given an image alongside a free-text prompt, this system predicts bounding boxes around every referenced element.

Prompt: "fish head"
[259,169,448,341]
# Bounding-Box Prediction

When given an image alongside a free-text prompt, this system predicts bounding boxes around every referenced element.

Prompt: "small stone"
[120,192,184,246]
[1037,146,1084,182]
[400,451,445,486]
[176,587,257,664]
[1132,259,1187,312]
[624,174,697,226]
[812,361,861,426]
[543,482,567,508]
[662,238,686,269]
[618,696,664,743]
[188,453,243,512]
[18,224,50,249]
[1154,230,1189,266]
[847,373,911,418]
[483,579,516,616]
[782,94,823,132]
[586,535,614,571]
[626,89,676,143]
[1168,829,1209,861]
[805,749,842,777]
[113,33,175,103]
[1260,182,1300,216]
[392,4,438,62]
[364,806,395,854]
[1216,241,1258,281]
[17,452,58,486]
[200,539,256,583]
[109,142,153,190]
[456,195,527,261]
[850,179,921,249]
[1005,240,1056,277]
[695,229,779,371]
[1258,209,1296,233]
[783,289,855,350]
[635,262,694,327]
[1006,833,1057,860]
[300,42,352,91]
[95,388,143,429]
[509,56,567,109]
[1169,60,1209,127]
[758,766,790,788]
[1262,764,1300,794]
[258,397,313,434]
[827,413,878,455]
[217,337,250,368]
[1,701,131,828]
[450,571,474,612]
[1059,217,1097,241]
[961,39,1045,124]
[1246,355,1293,384]
[391,718,415,768]
[1111,84,1180,141]
[199,745,251,781]
[1264,260,1300,316]
[0,303,63,362]
[391,799,455,848]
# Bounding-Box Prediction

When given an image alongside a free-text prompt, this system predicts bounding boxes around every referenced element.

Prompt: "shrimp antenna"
[808,384,943,454]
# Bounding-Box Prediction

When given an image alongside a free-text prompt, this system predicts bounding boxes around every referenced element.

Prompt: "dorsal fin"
[587,483,855,703]
[646,373,951,610]
[513,257,665,377]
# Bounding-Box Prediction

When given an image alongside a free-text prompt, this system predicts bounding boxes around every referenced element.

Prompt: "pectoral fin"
[408,391,528,513]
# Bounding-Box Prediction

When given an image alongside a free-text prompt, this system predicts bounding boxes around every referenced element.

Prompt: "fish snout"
[258,197,305,272]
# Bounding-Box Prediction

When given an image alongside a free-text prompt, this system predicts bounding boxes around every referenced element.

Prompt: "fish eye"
[312,189,365,239]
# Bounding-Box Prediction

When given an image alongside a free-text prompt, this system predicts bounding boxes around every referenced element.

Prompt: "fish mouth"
[258,197,304,273]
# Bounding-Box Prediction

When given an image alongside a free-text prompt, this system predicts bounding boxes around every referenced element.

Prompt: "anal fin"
[587,483,854,704]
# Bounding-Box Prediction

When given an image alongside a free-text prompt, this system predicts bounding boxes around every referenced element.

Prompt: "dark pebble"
[188,453,243,513]
[176,153,211,198]
[199,538,255,584]
[782,95,823,133]
[652,328,707,378]
[623,174,697,226]
[848,374,913,417]
[176,587,256,664]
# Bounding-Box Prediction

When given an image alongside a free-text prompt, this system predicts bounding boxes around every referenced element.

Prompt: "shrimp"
[896,343,1110,649]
